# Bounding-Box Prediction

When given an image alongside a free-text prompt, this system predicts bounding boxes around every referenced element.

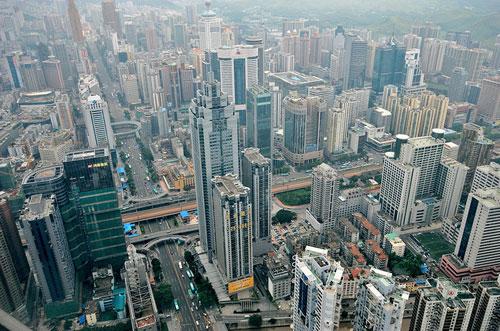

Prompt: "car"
[195,321,200,326]
[191,307,194,312]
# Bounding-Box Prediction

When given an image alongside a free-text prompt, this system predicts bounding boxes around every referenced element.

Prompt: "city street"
[120,137,160,199]
[155,242,211,331]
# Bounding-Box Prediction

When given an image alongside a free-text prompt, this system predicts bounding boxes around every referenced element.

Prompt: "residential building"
[448,67,468,102]
[470,162,500,194]
[268,264,292,300]
[189,77,239,260]
[383,233,406,257]
[325,107,347,155]
[68,0,84,43]
[354,268,409,331]
[468,275,500,331]
[410,278,475,331]
[308,163,341,231]
[292,246,344,331]
[477,76,500,124]
[241,148,272,256]
[212,175,253,294]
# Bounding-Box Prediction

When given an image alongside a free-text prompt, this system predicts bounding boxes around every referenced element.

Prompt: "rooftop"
[269,71,324,85]
[212,174,249,197]
[242,148,270,166]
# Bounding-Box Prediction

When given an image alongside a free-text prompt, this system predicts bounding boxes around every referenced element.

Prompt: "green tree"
[184,251,194,265]
[248,314,263,328]
[272,209,297,224]
[151,258,162,281]
[154,283,174,311]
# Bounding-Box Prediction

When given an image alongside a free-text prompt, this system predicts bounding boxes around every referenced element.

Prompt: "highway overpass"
[121,164,382,223]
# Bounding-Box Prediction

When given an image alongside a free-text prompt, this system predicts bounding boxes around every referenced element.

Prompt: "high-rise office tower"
[20,194,75,303]
[185,4,197,25]
[335,88,370,124]
[410,278,475,331]
[354,268,409,331]
[63,149,127,270]
[5,51,23,89]
[198,1,222,50]
[101,0,121,36]
[173,23,188,49]
[477,76,500,124]
[245,36,264,85]
[246,85,272,157]
[212,175,253,293]
[189,78,239,260]
[372,38,406,93]
[22,165,88,272]
[470,162,500,194]
[343,34,367,90]
[124,245,158,331]
[454,188,500,271]
[380,132,467,226]
[0,220,25,315]
[468,275,500,330]
[83,95,116,151]
[292,246,344,331]
[68,0,84,43]
[448,67,468,102]
[401,48,426,95]
[457,123,494,192]
[325,107,347,155]
[0,199,29,283]
[42,56,65,90]
[282,94,326,166]
[216,45,258,123]
[307,85,335,107]
[19,58,46,91]
[308,163,341,231]
[241,148,272,256]
[158,107,170,138]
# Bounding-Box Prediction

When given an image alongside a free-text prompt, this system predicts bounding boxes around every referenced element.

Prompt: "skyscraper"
[198,1,222,51]
[454,188,500,270]
[241,148,272,256]
[83,95,116,151]
[292,246,344,331]
[343,34,367,90]
[457,123,494,192]
[372,38,406,93]
[216,45,258,122]
[212,174,253,294]
[380,132,467,226]
[101,0,121,36]
[468,275,500,330]
[354,268,409,331]
[410,278,475,331]
[308,163,341,231]
[245,36,264,85]
[401,48,426,95]
[20,194,75,303]
[42,56,65,90]
[282,94,326,165]
[325,107,347,154]
[470,162,500,194]
[448,67,468,102]
[63,149,127,270]
[68,0,84,43]
[189,77,239,260]
[477,76,500,124]
[246,85,272,157]
[22,165,88,272]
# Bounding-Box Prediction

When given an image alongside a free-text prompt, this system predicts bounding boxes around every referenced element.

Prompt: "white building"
[121,74,140,105]
[468,275,500,330]
[325,107,347,154]
[454,187,500,270]
[38,130,74,165]
[470,162,500,193]
[83,95,115,150]
[401,48,426,95]
[307,163,341,232]
[198,1,222,51]
[292,246,344,331]
[354,268,409,331]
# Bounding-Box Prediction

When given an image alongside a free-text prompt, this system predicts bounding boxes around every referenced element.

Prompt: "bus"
[174,299,180,311]
[186,269,194,279]
[178,261,183,270]
[189,282,196,293]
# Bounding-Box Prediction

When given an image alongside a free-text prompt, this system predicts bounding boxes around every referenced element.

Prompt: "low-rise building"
[268,265,292,300]
[352,212,382,243]
[383,233,406,257]
[338,218,360,243]
[365,240,389,270]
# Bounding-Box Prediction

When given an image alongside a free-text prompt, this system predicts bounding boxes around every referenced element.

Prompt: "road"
[88,41,124,121]
[156,243,212,331]
[120,137,160,199]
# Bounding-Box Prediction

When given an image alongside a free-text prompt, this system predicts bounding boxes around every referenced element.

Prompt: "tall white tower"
[83,95,115,150]
[198,0,222,51]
